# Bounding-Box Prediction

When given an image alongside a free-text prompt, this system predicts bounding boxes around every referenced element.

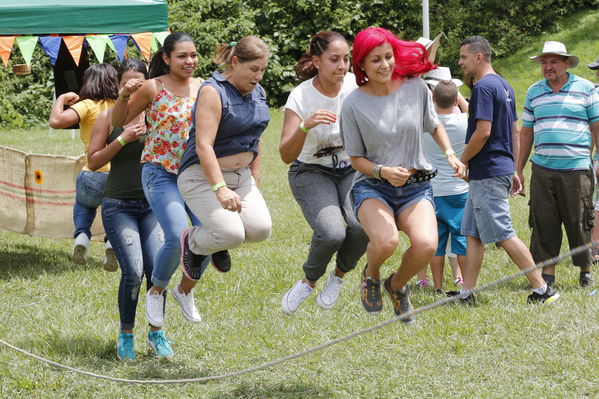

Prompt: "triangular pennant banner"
[15,36,37,66]
[109,35,129,62]
[130,32,153,61]
[151,35,159,53]
[39,36,62,65]
[153,31,169,46]
[103,35,117,54]
[86,35,108,63]
[63,36,85,66]
[0,36,15,66]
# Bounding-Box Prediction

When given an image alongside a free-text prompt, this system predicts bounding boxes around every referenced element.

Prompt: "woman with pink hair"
[340,27,465,322]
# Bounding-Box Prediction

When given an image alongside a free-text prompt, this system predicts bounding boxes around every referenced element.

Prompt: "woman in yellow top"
[49,63,119,271]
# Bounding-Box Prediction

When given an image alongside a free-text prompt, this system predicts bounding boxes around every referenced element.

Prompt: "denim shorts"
[351,178,434,219]
[461,174,516,245]
[434,193,467,256]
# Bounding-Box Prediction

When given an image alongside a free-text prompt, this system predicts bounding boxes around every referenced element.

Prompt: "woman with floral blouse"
[112,32,209,357]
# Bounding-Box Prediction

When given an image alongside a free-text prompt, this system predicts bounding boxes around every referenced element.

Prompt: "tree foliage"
[1,0,597,128]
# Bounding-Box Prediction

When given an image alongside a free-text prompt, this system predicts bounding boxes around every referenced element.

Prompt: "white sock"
[532,284,548,295]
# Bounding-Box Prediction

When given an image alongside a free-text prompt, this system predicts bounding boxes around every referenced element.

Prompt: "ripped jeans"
[101,197,163,330]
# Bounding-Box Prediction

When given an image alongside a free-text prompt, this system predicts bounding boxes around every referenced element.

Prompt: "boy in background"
[418,78,469,293]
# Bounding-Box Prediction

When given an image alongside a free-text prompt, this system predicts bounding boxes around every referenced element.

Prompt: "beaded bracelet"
[372,164,383,180]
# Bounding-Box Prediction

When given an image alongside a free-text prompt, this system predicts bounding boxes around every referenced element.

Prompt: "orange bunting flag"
[130,32,153,61]
[0,36,15,67]
[62,36,85,66]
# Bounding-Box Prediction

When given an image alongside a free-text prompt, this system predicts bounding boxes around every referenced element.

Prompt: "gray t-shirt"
[340,77,439,184]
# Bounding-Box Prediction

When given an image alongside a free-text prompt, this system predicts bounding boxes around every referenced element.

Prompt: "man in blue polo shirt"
[454,36,560,304]
[517,41,599,288]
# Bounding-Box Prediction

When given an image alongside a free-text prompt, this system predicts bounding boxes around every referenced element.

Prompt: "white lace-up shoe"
[103,240,118,272]
[172,284,201,323]
[316,273,345,310]
[281,280,314,314]
[146,290,165,328]
[72,233,89,265]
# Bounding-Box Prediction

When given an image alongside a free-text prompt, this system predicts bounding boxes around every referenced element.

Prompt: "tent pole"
[422,0,430,39]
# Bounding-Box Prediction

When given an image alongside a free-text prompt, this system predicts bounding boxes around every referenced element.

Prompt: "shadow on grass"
[210,381,333,399]
[11,332,332,397]
[0,242,99,281]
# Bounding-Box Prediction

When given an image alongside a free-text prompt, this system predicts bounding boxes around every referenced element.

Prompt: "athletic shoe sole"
[544,293,560,304]
[180,228,195,281]
[103,247,118,272]
[72,245,87,265]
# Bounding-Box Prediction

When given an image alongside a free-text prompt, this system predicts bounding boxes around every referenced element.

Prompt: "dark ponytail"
[295,31,347,81]
[148,32,194,78]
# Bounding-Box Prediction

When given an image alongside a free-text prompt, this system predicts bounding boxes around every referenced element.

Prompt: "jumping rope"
[0,241,595,384]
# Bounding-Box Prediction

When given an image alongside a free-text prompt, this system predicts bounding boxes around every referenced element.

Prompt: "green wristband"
[299,121,309,133]
[211,181,227,192]
[116,136,127,147]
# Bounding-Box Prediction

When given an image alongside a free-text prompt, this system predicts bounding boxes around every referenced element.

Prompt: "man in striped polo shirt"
[517,41,599,288]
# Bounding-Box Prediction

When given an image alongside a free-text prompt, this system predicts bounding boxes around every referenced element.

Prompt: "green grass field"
[1,10,598,399]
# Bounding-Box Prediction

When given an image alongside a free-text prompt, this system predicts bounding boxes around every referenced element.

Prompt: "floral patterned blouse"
[142,79,196,174]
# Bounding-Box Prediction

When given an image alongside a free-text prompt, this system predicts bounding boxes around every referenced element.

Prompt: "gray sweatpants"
[288,161,368,281]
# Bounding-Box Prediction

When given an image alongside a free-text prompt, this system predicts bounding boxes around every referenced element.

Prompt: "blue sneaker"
[147,330,173,357]
[117,331,135,360]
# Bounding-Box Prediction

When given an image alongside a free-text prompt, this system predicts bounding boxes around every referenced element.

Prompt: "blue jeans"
[351,178,434,219]
[73,170,108,239]
[102,197,163,330]
[142,162,201,287]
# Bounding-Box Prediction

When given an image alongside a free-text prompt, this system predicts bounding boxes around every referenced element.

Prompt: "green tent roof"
[0,0,168,35]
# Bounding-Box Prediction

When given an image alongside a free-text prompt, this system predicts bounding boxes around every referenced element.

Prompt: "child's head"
[432,80,458,109]
[78,63,119,101]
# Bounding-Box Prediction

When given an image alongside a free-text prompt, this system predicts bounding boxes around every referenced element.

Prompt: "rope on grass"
[0,241,595,384]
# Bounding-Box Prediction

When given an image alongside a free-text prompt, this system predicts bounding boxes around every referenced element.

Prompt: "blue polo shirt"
[522,73,599,171]
[178,71,271,175]
[466,74,518,180]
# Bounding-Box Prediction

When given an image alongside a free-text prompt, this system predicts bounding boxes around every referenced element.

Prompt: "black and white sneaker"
[211,250,231,273]
[180,229,207,281]
[527,286,560,304]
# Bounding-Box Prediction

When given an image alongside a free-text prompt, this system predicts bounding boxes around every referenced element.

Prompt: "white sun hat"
[423,66,463,87]
[529,41,579,68]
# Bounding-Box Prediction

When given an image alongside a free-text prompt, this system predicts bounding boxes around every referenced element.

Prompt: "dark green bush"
[1,0,597,127]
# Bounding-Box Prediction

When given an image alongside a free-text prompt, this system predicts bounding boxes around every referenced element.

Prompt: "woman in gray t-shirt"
[340,27,465,322]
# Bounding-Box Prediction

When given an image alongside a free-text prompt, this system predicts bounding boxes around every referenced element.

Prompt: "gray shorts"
[461,174,516,245]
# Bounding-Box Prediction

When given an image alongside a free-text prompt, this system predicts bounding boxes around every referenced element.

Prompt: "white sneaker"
[316,273,345,310]
[103,240,118,272]
[281,280,314,314]
[72,233,89,265]
[146,290,165,328]
[171,284,201,323]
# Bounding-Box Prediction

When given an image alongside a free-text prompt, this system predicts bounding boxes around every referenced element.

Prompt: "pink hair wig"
[352,27,436,86]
